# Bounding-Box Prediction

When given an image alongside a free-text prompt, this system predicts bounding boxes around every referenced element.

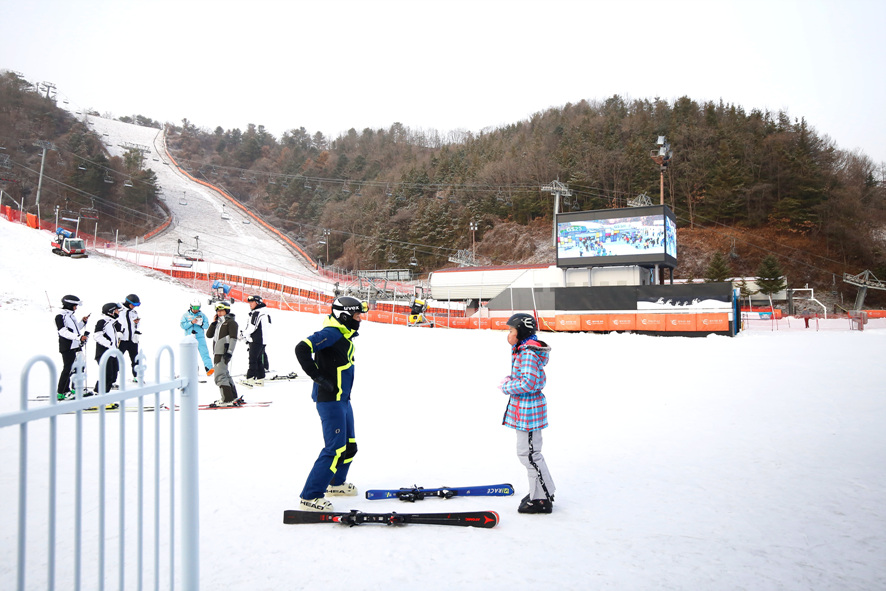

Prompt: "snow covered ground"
[2,217,885,590]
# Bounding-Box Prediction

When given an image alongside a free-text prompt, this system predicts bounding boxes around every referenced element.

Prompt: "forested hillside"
[165,96,885,290]
[3,68,885,305]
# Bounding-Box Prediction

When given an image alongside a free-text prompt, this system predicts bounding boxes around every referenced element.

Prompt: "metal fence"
[0,338,200,591]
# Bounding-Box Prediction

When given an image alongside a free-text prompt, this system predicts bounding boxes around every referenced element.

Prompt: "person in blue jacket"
[180,298,213,375]
[500,313,556,514]
[294,296,368,512]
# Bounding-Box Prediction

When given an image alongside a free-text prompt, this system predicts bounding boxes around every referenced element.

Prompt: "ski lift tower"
[541,180,572,247]
[843,270,886,310]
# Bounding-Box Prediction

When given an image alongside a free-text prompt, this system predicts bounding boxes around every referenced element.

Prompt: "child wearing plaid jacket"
[500,313,556,514]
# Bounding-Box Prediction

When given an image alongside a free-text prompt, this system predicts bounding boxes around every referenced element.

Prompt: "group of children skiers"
[55,291,556,515]
[55,293,141,401]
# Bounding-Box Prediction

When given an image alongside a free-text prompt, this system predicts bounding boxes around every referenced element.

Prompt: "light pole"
[469,221,478,262]
[649,136,672,205]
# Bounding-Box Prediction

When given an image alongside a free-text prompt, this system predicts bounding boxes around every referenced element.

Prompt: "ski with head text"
[283,509,499,528]
[364,483,515,501]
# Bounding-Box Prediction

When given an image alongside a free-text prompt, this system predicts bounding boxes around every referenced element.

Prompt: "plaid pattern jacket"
[500,338,551,431]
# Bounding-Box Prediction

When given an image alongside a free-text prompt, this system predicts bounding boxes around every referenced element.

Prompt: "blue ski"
[365,483,514,502]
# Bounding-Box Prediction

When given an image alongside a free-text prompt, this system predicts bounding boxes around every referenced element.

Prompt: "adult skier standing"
[55,294,90,400]
[294,296,368,511]
[118,293,141,381]
[500,313,556,514]
[180,298,214,376]
[242,295,271,386]
[205,301,241,406]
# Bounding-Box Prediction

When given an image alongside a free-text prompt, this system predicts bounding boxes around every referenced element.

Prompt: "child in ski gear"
[242,295,271,386]
[93,302,122,393]
[205,301,240,406]
[500,313,556,514]
[118,293,141,380]
[55,294,90,399]
[180,299,213,374]
[294,296,368,511]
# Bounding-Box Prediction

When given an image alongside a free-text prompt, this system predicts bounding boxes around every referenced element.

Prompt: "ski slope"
[1,218,885,590]
[82,114,319,280]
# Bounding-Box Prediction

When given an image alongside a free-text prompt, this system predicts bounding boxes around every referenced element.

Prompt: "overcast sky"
[3,0,885,164]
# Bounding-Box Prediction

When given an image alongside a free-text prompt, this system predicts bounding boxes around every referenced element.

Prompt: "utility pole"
[541,180,572,247]
[34,140,55,227]
[469,220,478,262]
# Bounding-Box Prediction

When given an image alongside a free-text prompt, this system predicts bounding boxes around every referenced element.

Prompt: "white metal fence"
[0,337,200,591]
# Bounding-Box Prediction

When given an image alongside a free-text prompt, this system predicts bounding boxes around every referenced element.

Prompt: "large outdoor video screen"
[556,205,677,269]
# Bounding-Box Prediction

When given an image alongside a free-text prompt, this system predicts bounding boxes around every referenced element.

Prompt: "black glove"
[223,353,232,363]
[314,376,335,392]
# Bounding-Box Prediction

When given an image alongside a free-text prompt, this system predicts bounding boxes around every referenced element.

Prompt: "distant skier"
[55,294,90,400]
[180,298,214,375]
[242,295,271,386]
[294,296,368,511]
[499,313,556,514]
[92,302,122,393]
[118,293,141,381]
[205,301,241,406]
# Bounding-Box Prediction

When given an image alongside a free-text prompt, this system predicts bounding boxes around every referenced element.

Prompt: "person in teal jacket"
[180,298,213,375]
[294,296,368,512]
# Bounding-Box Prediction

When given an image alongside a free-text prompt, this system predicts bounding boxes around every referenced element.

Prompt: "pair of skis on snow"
[283,483,514,529]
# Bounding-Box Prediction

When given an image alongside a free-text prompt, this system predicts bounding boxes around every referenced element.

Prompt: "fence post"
[179,336,200,590]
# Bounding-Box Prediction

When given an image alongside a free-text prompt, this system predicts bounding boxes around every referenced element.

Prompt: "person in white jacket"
[55,294,90,400]
[93,302,122,393]
[242,295,271,386]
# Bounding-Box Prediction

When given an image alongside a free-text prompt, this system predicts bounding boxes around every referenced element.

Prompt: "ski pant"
[213,358,238,403]
[119,340,138,378]
[190,330,213,371]
[246,342,267,380]
[516,428,555,501]
[94,355,119,394]
[57,349,80,395]
[300,399,356,500]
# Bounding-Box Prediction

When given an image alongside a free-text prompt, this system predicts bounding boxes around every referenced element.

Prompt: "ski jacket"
[118,306,140,343]
[56,309,86,353]
[243,303,270,345]
[206,312,238,363]
[180,309,209,336]
[93,313,121,360]
[500,337,551,431]
[294,315,357,403]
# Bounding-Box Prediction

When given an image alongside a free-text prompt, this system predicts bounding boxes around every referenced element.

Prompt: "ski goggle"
[190,305,201,311]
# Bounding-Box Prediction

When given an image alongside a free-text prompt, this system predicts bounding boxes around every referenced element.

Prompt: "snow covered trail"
[2,218,886,590]
[83,114,318,279]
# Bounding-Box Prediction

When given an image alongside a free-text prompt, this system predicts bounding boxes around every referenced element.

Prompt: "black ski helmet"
[331,296,367,330]
[62,294,82,310]
[102,302,121,316]
[215,301,231,312]
[125,294,141,307]
[247,295,263,304]
[506,313,537,341]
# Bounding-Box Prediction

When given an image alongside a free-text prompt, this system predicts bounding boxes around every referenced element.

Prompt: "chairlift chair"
[123,178,133,188]
[409,249,419,267]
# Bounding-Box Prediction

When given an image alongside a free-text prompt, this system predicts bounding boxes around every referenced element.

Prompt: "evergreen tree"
[704,251,732,282]
[756,255,787,296]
